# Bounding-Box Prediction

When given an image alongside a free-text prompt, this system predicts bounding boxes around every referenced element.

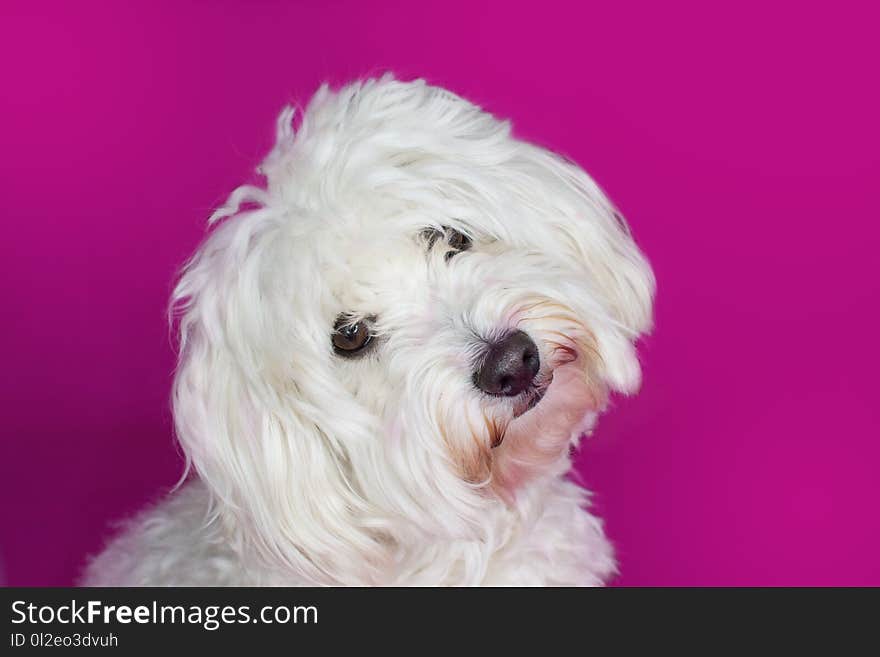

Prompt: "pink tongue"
[504,362,595,446]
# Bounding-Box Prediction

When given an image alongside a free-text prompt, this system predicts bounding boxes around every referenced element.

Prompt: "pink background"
[2,1,878,586]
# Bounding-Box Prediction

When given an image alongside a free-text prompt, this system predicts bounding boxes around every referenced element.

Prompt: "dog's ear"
[170,185,388,584]
[511,146,656,394]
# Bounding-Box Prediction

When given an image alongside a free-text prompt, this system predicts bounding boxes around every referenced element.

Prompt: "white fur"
[82,76,654,586]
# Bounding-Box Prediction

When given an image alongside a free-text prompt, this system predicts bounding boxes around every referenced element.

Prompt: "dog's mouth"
[492,358,596,449]
[512,383,548,420]
[488,374,552,449]
[507,344,580,422]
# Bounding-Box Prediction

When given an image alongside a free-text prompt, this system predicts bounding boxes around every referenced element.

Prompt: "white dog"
[83,76,654,586]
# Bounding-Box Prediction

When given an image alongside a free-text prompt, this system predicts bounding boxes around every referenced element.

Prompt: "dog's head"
[172,76,654,583]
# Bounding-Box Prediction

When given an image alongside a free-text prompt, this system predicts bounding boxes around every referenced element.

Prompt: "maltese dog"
[83,75,654,586]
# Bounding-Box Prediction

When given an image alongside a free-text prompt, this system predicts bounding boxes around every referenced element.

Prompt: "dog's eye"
[332,316,374,356]
[446,229,472,252]
[421,226,473,261]
[444,229,472,261]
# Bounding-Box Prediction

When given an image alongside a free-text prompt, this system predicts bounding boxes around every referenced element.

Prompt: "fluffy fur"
[83,76,654,586]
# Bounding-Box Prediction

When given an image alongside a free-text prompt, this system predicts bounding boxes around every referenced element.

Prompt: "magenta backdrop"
[2,1,878,586]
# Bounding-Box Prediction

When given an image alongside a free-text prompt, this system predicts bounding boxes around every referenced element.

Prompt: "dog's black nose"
[474,330,540,396]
